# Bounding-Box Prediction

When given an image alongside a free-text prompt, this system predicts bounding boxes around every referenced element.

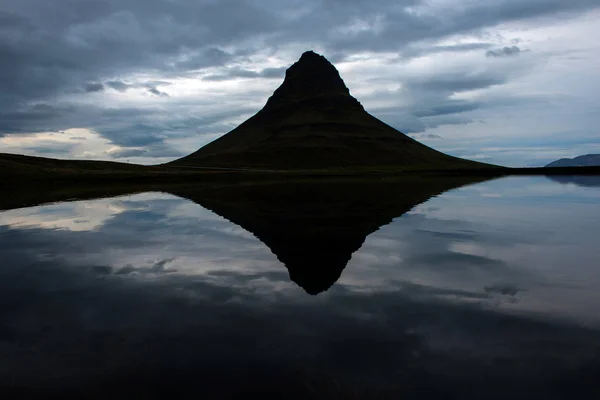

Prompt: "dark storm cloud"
[486,45,522,57]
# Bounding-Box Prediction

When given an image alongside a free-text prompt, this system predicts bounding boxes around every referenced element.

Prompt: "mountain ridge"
[545,154,600,168]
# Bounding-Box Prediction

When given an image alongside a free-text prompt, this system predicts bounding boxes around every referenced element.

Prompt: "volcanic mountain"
[172,51,482,170]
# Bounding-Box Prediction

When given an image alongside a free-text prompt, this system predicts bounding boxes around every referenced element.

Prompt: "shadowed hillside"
[171,51,487,170]
[0,153,147,173]
[545,154,600,168]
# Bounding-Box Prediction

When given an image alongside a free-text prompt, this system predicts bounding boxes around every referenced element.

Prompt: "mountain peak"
[298,49,325,61]
[262,50,359,111]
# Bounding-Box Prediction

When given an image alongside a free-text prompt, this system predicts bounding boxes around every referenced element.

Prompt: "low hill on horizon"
[545,154,600,168]
[171,51,489,171]
[0,152,148,174]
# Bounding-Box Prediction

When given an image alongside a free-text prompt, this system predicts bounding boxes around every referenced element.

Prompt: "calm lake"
[1,175,599,399]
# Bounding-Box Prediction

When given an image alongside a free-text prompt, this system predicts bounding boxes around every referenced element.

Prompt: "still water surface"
[1,176,599,398]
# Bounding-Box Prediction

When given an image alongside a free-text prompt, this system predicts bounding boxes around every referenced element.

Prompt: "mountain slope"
[172,51,487,170]
[545,154,600,168]
[0,152,148,175]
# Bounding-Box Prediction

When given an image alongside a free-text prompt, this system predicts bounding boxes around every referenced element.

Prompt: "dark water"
[1,176,600,399]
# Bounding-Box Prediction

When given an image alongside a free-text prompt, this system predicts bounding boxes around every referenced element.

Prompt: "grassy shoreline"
[2,152,600,186]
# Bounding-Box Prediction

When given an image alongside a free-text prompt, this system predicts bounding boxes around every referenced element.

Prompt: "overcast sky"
[1,0,599,167]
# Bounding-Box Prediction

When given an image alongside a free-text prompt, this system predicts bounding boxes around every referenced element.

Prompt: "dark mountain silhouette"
[171,51,485,170]
[171,176,489,294]
[545,154,600,168]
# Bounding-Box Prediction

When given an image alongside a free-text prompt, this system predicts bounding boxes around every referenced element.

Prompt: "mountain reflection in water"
[1,176,600,399]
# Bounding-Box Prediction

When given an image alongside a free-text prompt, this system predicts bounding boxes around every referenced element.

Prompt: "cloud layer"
[1,0,599,165]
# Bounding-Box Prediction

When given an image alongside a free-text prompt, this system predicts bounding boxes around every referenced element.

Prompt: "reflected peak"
[171,176,489,294]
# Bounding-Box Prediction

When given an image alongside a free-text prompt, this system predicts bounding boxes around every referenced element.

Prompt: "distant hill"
[0,153,147,175]
[171,51,489,171]
[545,154,600,168]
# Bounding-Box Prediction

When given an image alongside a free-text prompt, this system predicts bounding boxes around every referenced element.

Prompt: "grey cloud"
[370,108,428,133]
[175,47,235,70]
[203,68,261,81]
[0,104,68,134]
[0,100,250,161]
[304,0,598,55]
[147,86,169,97]
[83,82,105,92]
[370,82,494,133]
[410,133,444,140]
[401,42,494,58]
[371,104,477,134]
[0,0,279,112]
[259,66,287,78]
[485,284,521,296]
[414,102,483,118]
[106,148,148,159]
[416,229,479,240]
[409,76,506,93]
[106,143,183,159]
[105,80,131,92]
[407,252,507,269]
[4,0,590,112]
[203,66,287,81]
[20,141,77,156]
[101,124,165,147]
[105,80,170,95]
[385,70,508,131]
[486,45,521,57]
